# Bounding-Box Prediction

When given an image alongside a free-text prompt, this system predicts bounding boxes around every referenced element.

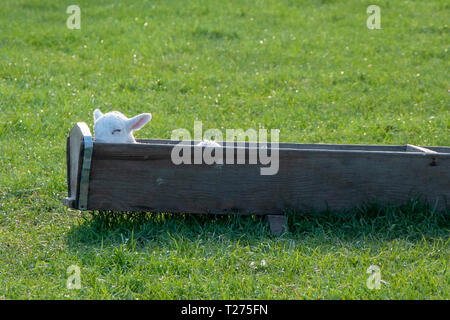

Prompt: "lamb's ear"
[94,109,103,121]
[128,113,152,131]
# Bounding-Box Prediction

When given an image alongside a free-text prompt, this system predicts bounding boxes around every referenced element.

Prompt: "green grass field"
[0,0,449,299]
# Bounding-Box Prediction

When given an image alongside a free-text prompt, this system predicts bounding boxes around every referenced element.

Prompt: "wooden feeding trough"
[63,122,450,235]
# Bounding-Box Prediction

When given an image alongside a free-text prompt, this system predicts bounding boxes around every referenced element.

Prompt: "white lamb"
[93,109,152,143]
[93,109,221,147]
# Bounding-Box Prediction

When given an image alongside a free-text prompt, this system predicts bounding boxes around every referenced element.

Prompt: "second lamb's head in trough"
[93,109,152,143]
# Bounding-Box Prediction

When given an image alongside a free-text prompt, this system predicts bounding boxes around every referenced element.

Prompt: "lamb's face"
[93,109,152,144]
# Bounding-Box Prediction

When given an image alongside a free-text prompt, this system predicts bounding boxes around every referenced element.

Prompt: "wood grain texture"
[85,141,450,213]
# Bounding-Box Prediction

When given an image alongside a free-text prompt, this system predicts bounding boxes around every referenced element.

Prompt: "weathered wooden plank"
[86,142,450,213]
[93,142,450,160]
[66,136,71,198]
[138,139,450,154]
[62,122,92,209]
[137,139,408,152]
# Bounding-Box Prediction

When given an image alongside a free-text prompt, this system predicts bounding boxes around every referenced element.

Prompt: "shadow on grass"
[66,210,269,249]
[65,199,449,250]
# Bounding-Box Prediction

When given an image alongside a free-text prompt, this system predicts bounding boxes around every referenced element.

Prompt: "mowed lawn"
[0,0,449,299]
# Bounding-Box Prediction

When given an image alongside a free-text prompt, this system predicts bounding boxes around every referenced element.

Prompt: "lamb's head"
[93,109,152,143]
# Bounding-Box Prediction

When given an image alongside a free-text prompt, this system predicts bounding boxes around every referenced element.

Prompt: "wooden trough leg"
[267,214,287,235]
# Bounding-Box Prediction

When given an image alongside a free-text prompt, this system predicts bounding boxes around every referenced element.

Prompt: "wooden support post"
[267,214,287,235]
[62,122,93,210]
